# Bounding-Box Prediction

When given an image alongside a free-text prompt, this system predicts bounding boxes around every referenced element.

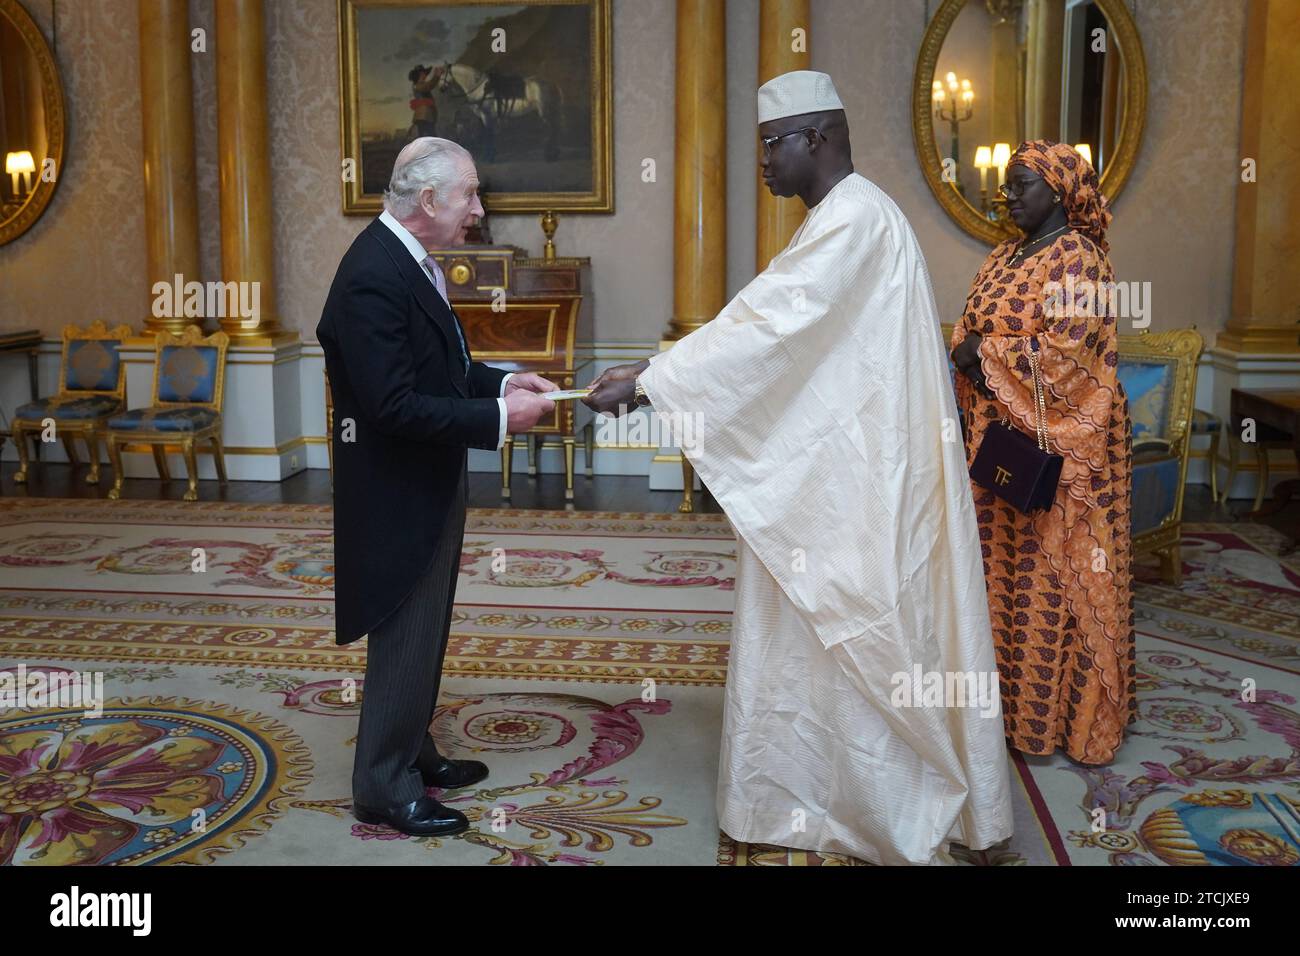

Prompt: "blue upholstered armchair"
[105,326,230,501]
[11,321,134,485]
[1116,329,1204,585]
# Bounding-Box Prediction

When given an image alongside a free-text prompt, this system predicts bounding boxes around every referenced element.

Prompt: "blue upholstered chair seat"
[107,407,219,432]
[15,395,123,421]
[1131,453,1181,535]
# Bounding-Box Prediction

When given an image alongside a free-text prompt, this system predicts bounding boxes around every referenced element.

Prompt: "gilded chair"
[1116,329,1205,586]
[105,326,230,502]
[11,321,134,485]
[1190,408,1223,501]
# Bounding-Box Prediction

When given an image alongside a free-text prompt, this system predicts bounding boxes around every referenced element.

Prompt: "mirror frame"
[0,0,65,246]
[912,0,1146,245]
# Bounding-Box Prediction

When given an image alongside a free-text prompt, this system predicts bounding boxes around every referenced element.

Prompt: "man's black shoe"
[421,756,489,790]
[352,795,470,836]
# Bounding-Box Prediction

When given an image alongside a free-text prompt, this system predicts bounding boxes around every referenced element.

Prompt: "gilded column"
[138,0,200,334]
[666,0,726,341]
[987,2,1021,147]
[755,0,809,269]
[1023,0,1063,141]
[215,0,283,340]
[1219,0,1300,353]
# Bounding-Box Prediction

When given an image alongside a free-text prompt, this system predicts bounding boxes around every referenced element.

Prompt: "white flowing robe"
[639,173,1013,865]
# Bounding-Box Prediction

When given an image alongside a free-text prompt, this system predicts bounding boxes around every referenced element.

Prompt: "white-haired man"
[317,138,556,836]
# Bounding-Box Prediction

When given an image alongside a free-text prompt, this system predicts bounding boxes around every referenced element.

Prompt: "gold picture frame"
[0,0,65,246]
[912,0,1147,245]
[338,0,612,215]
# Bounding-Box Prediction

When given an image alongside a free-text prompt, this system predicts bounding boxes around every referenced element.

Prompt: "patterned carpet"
[1,498,1297,866]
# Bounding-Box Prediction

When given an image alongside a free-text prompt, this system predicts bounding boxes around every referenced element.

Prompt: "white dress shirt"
[378,209,512,450]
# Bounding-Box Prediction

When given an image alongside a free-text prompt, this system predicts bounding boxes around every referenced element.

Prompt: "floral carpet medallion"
[0,692,309,865]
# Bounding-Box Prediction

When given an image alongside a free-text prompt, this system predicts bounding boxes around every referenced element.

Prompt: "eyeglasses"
[761,126,824,155]
[997,176,1043,199]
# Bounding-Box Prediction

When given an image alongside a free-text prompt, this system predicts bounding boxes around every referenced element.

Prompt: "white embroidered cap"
[756,70,844,124]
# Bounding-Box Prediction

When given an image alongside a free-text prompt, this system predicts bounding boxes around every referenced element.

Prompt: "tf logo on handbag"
[969,338,1063,514]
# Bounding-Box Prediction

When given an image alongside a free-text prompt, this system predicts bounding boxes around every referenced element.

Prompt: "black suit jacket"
[317,218,508,645]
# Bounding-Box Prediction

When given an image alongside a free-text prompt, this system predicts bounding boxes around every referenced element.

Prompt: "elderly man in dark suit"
[317,137,555,836]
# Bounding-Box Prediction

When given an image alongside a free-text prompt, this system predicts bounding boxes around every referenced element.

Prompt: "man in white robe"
[584,71,1012,865]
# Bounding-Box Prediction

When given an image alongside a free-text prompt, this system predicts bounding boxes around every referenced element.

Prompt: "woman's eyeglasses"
[997,176,1042,199]
[761,126,825,155]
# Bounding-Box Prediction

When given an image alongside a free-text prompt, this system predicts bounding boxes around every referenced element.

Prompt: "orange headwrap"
[1007,140,1112,252]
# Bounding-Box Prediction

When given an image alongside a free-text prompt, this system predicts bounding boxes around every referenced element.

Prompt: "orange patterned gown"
[951,231,1135,765]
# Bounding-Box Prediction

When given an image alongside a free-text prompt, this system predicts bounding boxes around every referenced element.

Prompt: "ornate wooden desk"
[427,247,593,500]
[1230,388,1300,552]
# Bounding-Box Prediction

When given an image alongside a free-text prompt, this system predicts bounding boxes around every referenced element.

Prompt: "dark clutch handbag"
[969,341,1063,514]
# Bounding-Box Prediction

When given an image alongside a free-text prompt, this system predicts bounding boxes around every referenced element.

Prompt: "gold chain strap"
[998,338,1050,455]
[1028,344,1049,453]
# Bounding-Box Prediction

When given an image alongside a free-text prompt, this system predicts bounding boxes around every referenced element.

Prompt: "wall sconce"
[1073,142,1093,168]
[933,72,974,196]
[992,142,1012,188]
[6,150,35,197]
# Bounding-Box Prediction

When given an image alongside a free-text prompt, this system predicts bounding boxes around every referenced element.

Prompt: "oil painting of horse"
[339,0,612,214]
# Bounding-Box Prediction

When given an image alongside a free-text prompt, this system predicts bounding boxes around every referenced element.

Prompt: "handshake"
[507,359,652,432]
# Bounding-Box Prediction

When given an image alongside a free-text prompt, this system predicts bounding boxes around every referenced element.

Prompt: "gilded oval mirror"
[913,0,1146,244]
[0,0,64,246]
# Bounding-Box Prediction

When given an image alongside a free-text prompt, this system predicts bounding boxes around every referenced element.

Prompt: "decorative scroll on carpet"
[0,501,1295,866]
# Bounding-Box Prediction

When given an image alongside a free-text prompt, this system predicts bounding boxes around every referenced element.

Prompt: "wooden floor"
[0,461,723,515]
[0,460,1289,531]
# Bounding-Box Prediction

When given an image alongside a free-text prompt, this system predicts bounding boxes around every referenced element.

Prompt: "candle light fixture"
[5,150,35,198]
[933,72,974,196]
[992,142,1012,188]
[974,145,993,216]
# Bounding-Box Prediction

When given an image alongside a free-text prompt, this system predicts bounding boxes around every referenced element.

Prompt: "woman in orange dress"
[950,140,1134,765]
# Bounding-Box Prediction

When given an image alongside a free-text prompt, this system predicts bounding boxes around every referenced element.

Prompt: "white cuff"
[495,398,508,450]
[494,373,514,450]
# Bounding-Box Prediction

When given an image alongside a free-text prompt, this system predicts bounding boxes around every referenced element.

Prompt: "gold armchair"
[12,321,134,485]
[105,326,230,501]
[1116,329,1205,585]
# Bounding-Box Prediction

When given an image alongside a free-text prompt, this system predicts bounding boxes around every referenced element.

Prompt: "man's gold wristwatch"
[633,377,651,407]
